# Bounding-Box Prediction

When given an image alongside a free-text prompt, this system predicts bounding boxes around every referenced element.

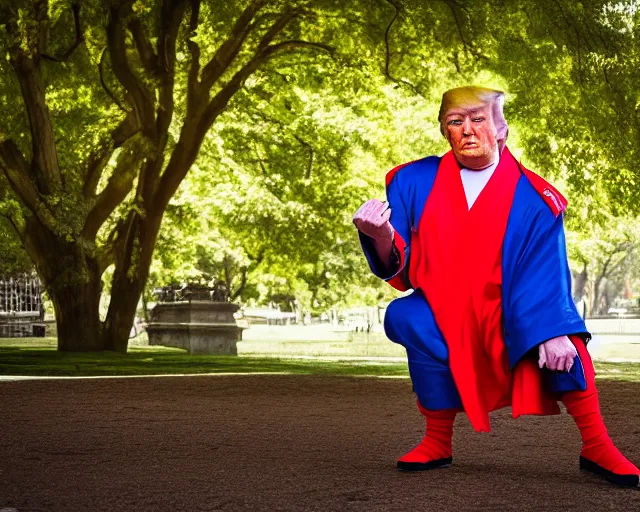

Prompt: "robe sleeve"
[358,171,412,292]
[503,211,589,369]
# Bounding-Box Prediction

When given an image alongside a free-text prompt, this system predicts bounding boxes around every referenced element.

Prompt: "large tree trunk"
[573,262,588,300]
[103,211,164,353]
[573,262,589,319]
[103,277,140,353]
[50,275,103,352]
[591,273,609,317]
[23,220,104,351]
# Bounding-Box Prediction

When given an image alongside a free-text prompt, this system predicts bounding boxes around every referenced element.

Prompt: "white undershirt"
[460,151,500,209]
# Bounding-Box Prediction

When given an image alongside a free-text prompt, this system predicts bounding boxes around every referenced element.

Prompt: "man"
[353,86,639,488]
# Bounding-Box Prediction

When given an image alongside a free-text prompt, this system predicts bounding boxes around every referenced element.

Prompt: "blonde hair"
[438,86,508,149]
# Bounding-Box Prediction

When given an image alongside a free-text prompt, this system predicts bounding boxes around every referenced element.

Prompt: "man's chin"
[458,147,484,157]
[455,150,495,169]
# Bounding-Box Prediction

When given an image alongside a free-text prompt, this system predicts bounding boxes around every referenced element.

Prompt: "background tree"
[0,217,34,276]
[0,0,374,352]
[567,217,640,316]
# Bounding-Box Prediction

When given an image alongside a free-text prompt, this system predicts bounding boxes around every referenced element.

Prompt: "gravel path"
[1,375,639,511]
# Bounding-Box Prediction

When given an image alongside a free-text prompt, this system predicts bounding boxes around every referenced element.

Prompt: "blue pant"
[384,291,587,410]
[384,290,462,410]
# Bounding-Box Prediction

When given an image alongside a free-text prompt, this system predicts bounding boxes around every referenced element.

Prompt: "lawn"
[0,338,409,378]
[2,337,640,381]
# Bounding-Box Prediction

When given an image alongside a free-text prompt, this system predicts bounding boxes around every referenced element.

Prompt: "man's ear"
[497,129,508,152]
[496,125,508,143]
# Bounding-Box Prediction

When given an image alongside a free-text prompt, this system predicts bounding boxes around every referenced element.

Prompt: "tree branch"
[82,144,142,240]
[96,219,125,275]
[107,5,156,136]
[99,48,128,112]
[111,112,143,148]
[447,2,468,49]
[606,255,628,278]
[603,242,633,277]
[1,211,22,237]
[83,113,142,198]
[9,52,63,194]
[0,140,58,231]
[139,0,190,204]
[294,135,314,179]
[598,241,630,279]
[383,0,400,78]
[231,268,248,301]
[444,1,488,61]
[97,241,116,276]
[252,142,269,175]
[155,0,187,134]
[263,40,335,57]
[128,18,161,76]
[199,0,269,92]
[152,6,296,210]
[41,3,84,62]
[153,8,331,214]
[380,0,425,96]
[186,0,202,111]
[83,145,112,198]
[0,165,23,235]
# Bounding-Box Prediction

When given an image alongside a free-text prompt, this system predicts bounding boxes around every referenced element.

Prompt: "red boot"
[397,401,456,471]
[562,337,639,488]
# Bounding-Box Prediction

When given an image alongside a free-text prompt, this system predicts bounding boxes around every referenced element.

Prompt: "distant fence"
[241,307,298,326]
[586,318,640,335]
[0,275,44,338]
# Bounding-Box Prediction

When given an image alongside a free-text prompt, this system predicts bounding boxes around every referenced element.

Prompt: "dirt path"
[1,375,639,511]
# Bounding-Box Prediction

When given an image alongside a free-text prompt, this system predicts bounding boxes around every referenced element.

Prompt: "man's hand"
[538,335,577,372]
[353,199,396,272]
[353,199,394,240]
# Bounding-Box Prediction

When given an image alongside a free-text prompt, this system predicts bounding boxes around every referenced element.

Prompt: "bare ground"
[1,375,640,512]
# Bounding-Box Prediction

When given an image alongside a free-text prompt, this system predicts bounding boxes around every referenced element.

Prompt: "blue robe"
[359,154,590,413]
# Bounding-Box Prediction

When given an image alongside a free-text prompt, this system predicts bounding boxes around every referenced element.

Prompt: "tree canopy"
[1,0,639,351]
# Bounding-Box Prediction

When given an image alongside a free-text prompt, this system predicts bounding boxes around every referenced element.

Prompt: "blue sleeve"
[387,172,412,245]
[503,211,589,368]
[358,232,401,279]
[358,172,412,288]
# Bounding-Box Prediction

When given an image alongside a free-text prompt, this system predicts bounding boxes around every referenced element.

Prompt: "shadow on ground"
[1,375,639,511]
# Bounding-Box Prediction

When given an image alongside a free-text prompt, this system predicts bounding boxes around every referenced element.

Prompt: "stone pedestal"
[146,301,245,355]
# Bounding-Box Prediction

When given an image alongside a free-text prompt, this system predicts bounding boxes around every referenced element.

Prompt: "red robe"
[412,149,561,432]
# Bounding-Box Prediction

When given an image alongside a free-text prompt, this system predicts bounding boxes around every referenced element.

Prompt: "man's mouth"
[462,142,478,148]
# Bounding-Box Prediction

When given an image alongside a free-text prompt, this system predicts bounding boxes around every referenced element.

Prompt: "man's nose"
[462,117,474,135]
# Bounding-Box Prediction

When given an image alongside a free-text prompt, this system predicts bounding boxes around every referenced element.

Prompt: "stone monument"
[146,282,245,355]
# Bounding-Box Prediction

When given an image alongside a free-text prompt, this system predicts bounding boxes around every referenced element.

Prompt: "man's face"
[444,103,498,170]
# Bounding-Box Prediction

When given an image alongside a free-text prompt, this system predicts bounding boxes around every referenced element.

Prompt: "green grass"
[1,339,640,382]
[592,362,640,383]
[0,343,410,378]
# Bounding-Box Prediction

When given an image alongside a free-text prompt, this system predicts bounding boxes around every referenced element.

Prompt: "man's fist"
[538,335,578,372]
[353,199,394,241]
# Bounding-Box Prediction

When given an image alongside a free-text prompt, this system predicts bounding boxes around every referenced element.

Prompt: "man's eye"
[448,120,462,125]
[472,117,485,122]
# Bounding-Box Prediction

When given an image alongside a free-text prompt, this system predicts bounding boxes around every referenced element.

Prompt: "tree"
[481,1,640,217]
[0,0,351,352]
[567,217,640,317]
[1,0,487,352]
[149,63,440,312]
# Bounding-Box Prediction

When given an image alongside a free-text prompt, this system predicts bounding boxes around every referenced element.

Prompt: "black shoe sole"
[397,457,453,472]
[580,456,640,488]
